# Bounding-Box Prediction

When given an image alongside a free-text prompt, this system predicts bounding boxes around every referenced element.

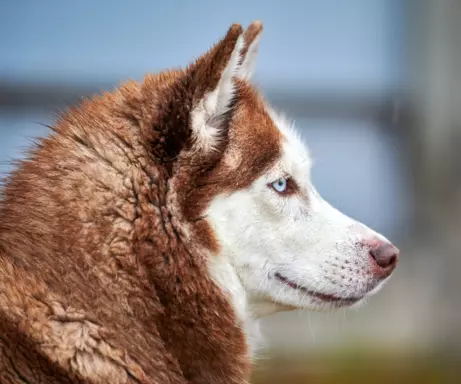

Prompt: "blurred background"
[1,1,460,382]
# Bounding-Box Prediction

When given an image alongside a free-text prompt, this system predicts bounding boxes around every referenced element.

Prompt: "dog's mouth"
[274,272,364,305]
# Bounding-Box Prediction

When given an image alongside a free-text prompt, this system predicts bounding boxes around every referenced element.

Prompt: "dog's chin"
[250,284,371,317]
[270,272,375,312]
[275,291,368,312]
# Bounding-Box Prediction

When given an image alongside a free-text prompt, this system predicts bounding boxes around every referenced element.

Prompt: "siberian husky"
[0,21,399,383]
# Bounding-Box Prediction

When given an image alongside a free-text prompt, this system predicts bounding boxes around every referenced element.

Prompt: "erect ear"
[237,21,263,80]
[188,24,244,153]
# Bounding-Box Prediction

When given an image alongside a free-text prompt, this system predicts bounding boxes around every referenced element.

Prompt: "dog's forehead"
[222,81,311,187]
[230,83,280,145]
[224,82,281,166]
[267,107,312,178]
[230,84,310,172]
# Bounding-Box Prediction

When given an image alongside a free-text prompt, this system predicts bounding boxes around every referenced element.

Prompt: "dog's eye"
[272,178,287,192]
[270,177,298,195]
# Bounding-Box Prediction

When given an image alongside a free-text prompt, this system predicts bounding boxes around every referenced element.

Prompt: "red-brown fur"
[0,23,280,383]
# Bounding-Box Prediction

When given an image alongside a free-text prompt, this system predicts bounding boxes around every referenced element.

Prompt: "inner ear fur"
[143,22,264,168]
[189,24,244,103]
[238,21,263,80]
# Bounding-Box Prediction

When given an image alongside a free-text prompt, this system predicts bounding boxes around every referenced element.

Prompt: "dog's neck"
[207,253,259,356]
[207,249,294,357]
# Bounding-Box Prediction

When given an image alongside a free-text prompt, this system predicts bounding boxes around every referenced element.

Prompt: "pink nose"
[369,242,399,278]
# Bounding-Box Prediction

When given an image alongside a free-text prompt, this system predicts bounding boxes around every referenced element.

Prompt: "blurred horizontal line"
[0,80,106,111]
[266,92,405,125]
[0,80,407,124]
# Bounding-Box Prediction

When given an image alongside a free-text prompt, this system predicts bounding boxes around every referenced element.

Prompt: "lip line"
[274,272,364,303]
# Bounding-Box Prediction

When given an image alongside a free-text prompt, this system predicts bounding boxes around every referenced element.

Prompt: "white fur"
[191,36,245,153]
[237,34,261,80]
[206,105,393,354]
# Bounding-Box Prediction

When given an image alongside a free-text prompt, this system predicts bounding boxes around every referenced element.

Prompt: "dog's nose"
[369,242,399,278]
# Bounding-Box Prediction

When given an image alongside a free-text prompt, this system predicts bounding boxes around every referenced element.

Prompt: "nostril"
[388,254,397,267]
[369,243,399,270]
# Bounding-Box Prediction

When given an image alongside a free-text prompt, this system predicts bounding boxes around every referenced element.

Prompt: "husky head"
[166,22,399,320]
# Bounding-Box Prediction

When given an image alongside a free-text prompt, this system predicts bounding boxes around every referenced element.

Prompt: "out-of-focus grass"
[251,347,461,384]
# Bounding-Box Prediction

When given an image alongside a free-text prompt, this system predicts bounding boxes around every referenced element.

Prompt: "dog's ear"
[237,21,263,80]
[186,24,244,154]
[147,23,264,163]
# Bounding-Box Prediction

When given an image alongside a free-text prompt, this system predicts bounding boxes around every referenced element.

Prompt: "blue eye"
[271,177,287,193]
[269,176,298,195]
